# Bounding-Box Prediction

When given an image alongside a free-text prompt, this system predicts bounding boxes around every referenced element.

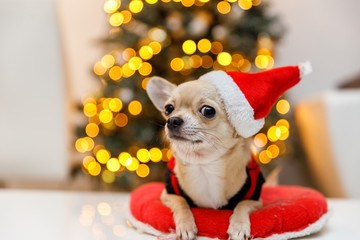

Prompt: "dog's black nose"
[167,117,184,130]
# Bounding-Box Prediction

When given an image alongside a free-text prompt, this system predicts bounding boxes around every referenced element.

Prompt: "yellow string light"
[101,54,115,68]
[114,113,128,127]
[238,0,253,10]
[201,55,213,68]
[139,46,153,60]
[86,123,100,138]
[82,156,96,169]
[109,98,123,112]
[128,100,142,115]
[121,10,132,24]
[104,0,121,13]
[88,161,101,176]
[122,63,136,78]
[267,126,281,142]
[142,78,149,90]
[137,148,150,163]
[122,48,136,61]
[145,0,158,4]
[126,157,139,171]
[101,170,116,183]
[170,58,185,71]
[211,41,223,54]
[109,12,124,27]
[182,40,197,55]
[109,66,122,81]
[181,0,195,7]
[138,62,152,76]
[107,158,121,172]
[99,109,113,123]
[96,149,111,164]
[93,61,107,76]
[129,0,144,14]
[217,1,231,14]
[189,55,202,68]
[128,57,143,70]
[276,99,290,114]
[119,152,132,166]
[149,41,162,54]
[259,150,271,164]
[267,144,280,158]
[197,39,211,53]
[276,119,290,129]
[217,52,232,66]
[254,133,267,148]
[136,164,150,177]
[83,102,97,117]
[149,148,162,162]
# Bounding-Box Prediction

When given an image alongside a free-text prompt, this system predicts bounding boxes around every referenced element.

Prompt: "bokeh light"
[211,41,223,54]
[128,57,143,70]
[83,102,97,117]
[139,46,153,60]
[217,1,231,14]
[129,0,144,14]
[96,149,111,164]
[276,99,290,114]
[267,144,280,158]
[86,123,99,138]
[267,126,281,142]
[238,0,253,10]
[102,170,116,183]
[109,66,122,81]
[181,0,195,7]
[254,133,267,148]
[99,109,113,123]
[114,113,128,127]
[94,61,107,76]
[121,10,132,23]
[128,100,142,115]
[137,148,150,163]
[101,54,115,68]
[201,55,213,68]
[104,0,120,13]
[149,41,162,54]
[88,161,101,176]
[217,52,232,66]
[107,158,121,172]
[170,58,185,71]
[119,152,132,166]
[259,150,271,164]
[126,157,139,171]
[182,40,197,55]
[109,98,123,112]
[138,62,152,76]
[149,148,162,162]
[83,156,96,169]
[136,164,150,177]
[109,12,124,27]
[97,202,112,216]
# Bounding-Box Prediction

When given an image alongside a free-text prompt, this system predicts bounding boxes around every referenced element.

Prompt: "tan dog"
[146,78,262,240]
[146,63,310,240]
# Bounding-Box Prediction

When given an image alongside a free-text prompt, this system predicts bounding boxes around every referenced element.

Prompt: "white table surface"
[0,189,359,240]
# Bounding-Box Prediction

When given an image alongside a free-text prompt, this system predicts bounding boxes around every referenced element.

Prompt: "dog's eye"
[200,106,216,118]
[164,104,174,116]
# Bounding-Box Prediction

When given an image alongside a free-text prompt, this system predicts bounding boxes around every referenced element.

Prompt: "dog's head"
[146,77,243,163]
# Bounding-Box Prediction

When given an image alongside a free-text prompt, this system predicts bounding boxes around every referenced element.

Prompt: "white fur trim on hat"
[298,61,312,79]
[199,70,264,138]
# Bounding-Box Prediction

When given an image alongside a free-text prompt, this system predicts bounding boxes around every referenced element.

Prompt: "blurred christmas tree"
[74,0,289,190]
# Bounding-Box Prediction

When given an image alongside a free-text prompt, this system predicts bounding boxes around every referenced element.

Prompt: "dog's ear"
[146,76,176,111]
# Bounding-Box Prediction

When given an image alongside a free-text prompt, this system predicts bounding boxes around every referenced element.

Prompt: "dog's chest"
[179,163,229,209]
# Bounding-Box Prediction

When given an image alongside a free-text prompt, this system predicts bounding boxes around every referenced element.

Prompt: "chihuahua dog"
[146,76,263,240]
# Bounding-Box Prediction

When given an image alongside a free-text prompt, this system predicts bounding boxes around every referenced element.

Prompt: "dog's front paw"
[175,217,198,240]
[227,218,250,240]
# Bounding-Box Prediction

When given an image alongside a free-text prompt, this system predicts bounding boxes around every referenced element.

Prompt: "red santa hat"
[199,62,312,138]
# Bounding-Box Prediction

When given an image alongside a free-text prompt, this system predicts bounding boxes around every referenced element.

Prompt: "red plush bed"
[128,182,329,240]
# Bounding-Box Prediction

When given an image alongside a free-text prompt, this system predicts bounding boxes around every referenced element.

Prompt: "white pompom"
[298,61,312,78]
